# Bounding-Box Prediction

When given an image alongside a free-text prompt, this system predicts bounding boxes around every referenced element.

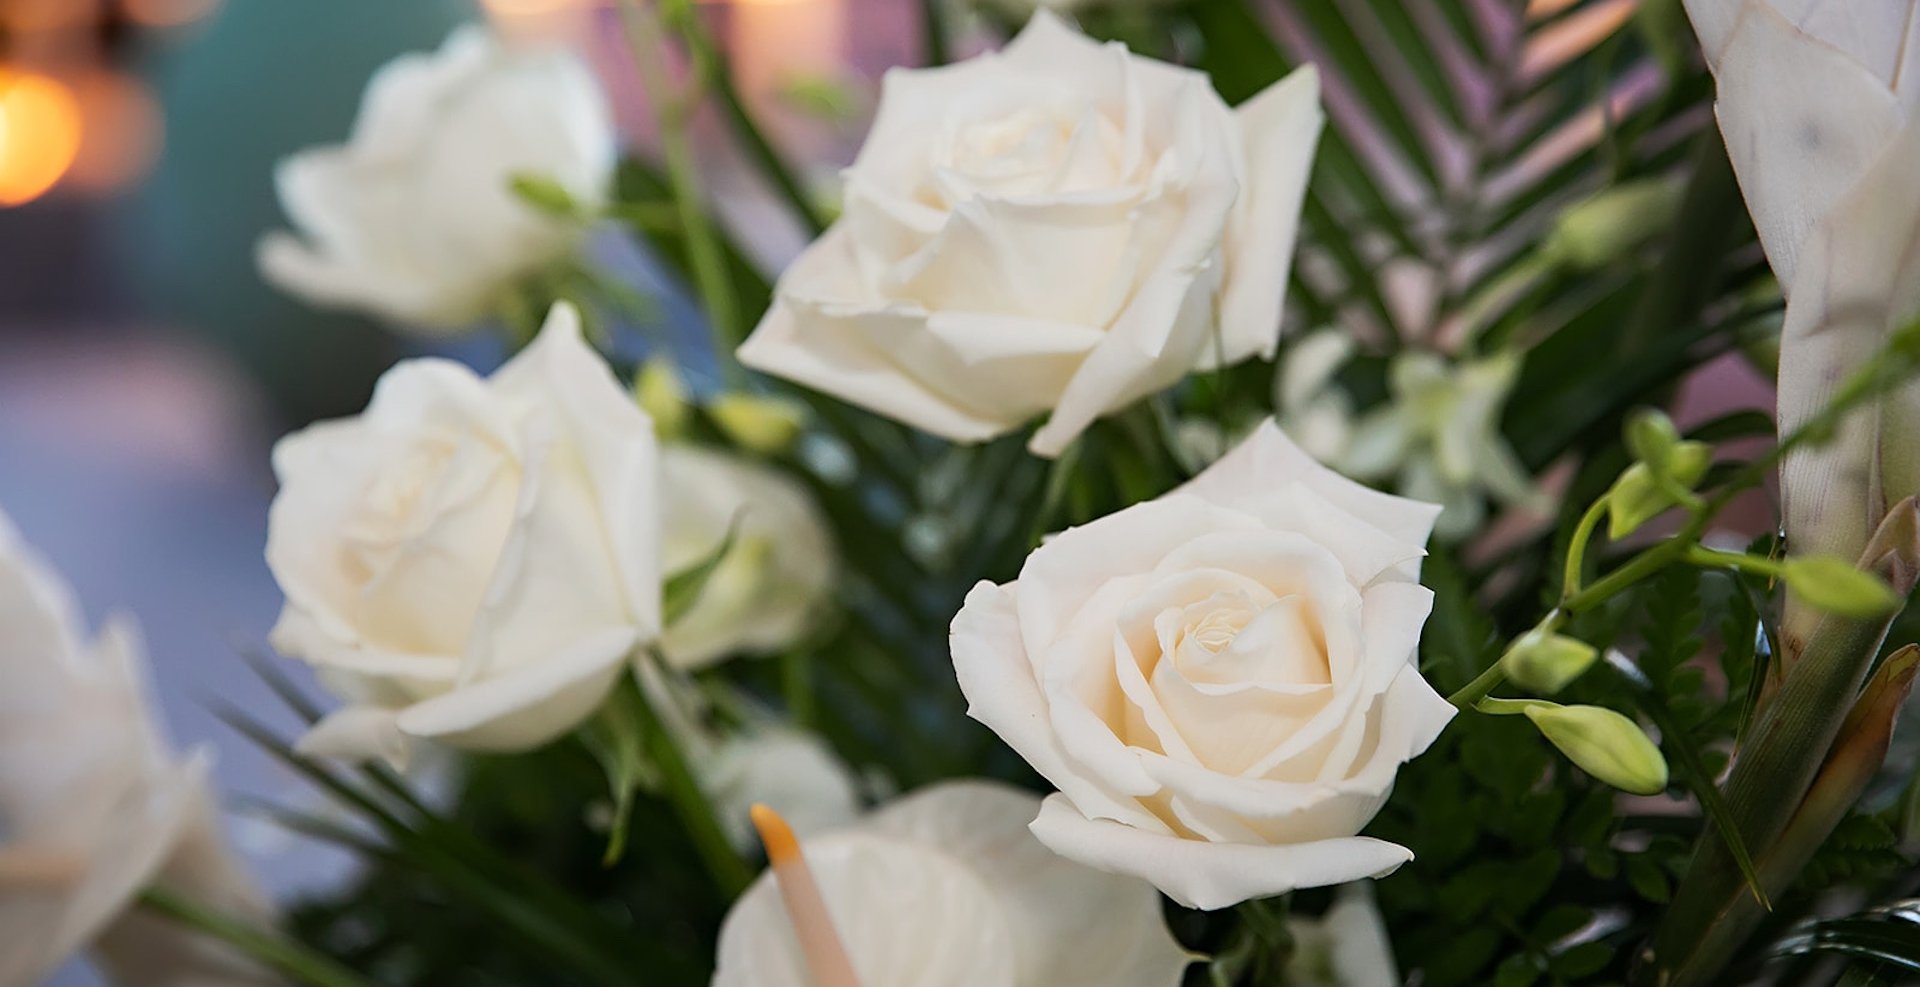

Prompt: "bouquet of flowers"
[7,0,1920,984]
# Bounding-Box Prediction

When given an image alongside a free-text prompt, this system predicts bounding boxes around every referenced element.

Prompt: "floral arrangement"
[6,0,1920,985]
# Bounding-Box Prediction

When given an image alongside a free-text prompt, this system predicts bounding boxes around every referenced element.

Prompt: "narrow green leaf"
[664,517,742,626]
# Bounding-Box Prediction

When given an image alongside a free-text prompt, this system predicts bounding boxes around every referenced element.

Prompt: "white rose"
[267,303,660,762]
[659,445,836,669]
[712,780,1191,987]
[1685,0,1920,637]
[949,421,1454,910]
[697,724,862,853]
[0,508,275,987]
[737,12,1323,457]
[258,25,617,332]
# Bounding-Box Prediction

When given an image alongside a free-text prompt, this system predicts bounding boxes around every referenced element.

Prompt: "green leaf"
[664,518,741,627]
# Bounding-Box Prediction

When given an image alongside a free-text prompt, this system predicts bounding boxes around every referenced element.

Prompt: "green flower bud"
[1605,441,1711,539]
[634,358,690,438]
[1500,630,1600,694]
[1523,703,1669,795]
[1545,178,1683,270]
[1781,556,1904,618]
[711,394,806,454]
[1625,408,1684,473]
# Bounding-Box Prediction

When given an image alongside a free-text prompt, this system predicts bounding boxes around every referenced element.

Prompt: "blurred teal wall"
[126,0,476,425]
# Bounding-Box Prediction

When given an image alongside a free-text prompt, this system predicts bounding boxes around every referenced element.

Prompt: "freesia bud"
[1625,408,1683,474]
[1523,703,1669,795]
[1501,630,1600,694]
[1779,556,1903,618]
[711,394,807,454]
[1546,178,1683,270]
[635,358,690,438]
[1606,441,1712,539]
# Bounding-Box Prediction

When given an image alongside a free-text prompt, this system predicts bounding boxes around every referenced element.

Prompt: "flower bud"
[710,394,807,454]
[635,358,690,437]
[1545,178,1683,270]
[1523,703,1669,795]
[1625,408,1683,474]
[1606,441,1712,539]
[1500,630,1600,694]
[1780,556,1904,618]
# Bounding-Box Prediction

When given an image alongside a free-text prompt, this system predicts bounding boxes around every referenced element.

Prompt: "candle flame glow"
[0,69,83,207]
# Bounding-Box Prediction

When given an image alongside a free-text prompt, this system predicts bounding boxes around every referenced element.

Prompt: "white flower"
[698,724,862,853]
[259,25,617,332]
[0,508,275,987]
[1283,883,1399,987]
[737,12,1323,457]
[712,780,1191,987]
[659,445,835,669]
[1341,350,1542,540]
[950,421,1453,910]
[1274,328,1359,465]
[267,304,659,763]
[1686,0,1920,636]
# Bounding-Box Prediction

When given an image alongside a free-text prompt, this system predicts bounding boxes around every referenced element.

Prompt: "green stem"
[661,0,830,238]
[138,888,377,987]
[1561,498,1610,599]
[636,657,755,896]
[1685,545,1787,580]
[919,0,952,66]
[616,0,746,384]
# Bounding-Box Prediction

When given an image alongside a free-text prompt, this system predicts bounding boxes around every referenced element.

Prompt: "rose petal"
[393,625,636,750]
[1029,793,1414,911]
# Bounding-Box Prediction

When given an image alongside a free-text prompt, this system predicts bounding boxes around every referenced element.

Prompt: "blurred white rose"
[697,724,862,853]
[0,509,275,987]
[267,304,660,763]
[259,25,617,332]
[1685,0,1920,639]
[738,12,1323,457]
[712,780,1191,987]
[950,421,1452,910]
[659,445,835,669]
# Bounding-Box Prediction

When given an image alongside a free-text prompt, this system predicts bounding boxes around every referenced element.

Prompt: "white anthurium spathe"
[1283,883,1399,987]
[0,509,277,987]
[711,780,1193,987]
[949,421,1454,910]
[737,12,1323,458]
[259,25,617,332]
[658,444,836,670]
[266,303,660,764]
[697,723,864,854]
[1342,349,1543,540]
[1683,0,1920,641]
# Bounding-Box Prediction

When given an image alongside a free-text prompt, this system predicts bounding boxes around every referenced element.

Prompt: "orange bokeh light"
[119,0,222,28]
[0,69,84,207]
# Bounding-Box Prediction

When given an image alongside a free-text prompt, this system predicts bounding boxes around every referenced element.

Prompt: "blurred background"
[0,1,917,981]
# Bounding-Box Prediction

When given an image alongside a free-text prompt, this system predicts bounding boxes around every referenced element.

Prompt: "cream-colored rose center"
[333,430,522,657]
[930,98,1131,204]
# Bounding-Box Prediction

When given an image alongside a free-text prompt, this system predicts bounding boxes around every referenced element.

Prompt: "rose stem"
[749,804,864,987]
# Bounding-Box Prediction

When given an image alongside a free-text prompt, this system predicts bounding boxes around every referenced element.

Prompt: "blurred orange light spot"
[0,69,83,207]
[68,70,162,195]
[120,0,223,28]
